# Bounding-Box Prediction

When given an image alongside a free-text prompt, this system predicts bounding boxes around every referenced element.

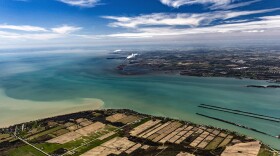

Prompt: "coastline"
[3,107,280,150]
[0,88,104,128]
[1,109,279,154]
[0,100,104,128]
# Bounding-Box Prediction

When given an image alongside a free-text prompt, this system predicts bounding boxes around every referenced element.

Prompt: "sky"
[0,0,280,49]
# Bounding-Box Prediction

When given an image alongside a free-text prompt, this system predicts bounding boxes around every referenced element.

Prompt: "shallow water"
[0,51,279,149]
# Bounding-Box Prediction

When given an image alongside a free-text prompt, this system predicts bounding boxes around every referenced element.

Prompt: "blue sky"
[0,0,280,48]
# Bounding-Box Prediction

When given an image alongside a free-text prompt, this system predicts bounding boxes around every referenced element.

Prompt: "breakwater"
[196,113,276,138]
[200,104,280,122]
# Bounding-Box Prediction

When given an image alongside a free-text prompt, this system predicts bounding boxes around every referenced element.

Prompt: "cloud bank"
[0,25,82,40]
[0,24,47,32]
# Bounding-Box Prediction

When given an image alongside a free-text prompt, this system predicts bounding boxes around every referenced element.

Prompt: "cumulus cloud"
[52,25,82,34]
[159,0,260,10]
[58,0,100,7]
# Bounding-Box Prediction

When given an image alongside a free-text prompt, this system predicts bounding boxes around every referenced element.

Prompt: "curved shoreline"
[0,91,104,128]
[0,103,104,128]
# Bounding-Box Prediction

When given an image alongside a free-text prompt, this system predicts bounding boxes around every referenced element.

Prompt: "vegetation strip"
[198,105,280,123]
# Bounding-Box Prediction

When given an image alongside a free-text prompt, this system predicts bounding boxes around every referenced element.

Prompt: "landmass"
[0,109,278,156]
[111,48,280,83]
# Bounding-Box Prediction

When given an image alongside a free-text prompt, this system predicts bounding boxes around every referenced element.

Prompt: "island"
[0,109,278,156]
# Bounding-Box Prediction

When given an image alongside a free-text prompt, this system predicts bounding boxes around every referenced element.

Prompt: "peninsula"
[0,109,278,156]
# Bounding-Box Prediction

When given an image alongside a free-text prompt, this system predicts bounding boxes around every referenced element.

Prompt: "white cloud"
[0,25,82,40]
[58,0,100,7]
[159,0,260,10]
[222,8,279,19]
[160,0,230,8]
[0,31,62,40]
[0,24,47,32]
[1,9,279,48]
[210,0,261,10]
[114,49,122,52]
[242,29,264,33]
[103,14,203,28]
[52,25,82,34]
[106,15,280,38]
[103,8,279,29]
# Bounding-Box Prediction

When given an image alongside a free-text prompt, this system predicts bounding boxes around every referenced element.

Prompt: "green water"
[0,52,279,149]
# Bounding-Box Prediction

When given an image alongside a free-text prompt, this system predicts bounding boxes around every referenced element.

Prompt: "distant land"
[111,49,280,83]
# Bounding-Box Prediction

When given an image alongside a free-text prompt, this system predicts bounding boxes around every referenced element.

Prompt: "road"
[14,135,51,156]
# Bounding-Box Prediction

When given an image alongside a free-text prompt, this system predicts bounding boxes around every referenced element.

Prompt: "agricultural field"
[0,109,278,156]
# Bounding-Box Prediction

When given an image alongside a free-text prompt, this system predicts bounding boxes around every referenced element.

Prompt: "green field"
[7,125,119,156]
[71,133,119,156]
[7,145,46,156]
[0,134,10,139]
[0,134,13,143]
[257,146,277,156]
[205,136,224,150]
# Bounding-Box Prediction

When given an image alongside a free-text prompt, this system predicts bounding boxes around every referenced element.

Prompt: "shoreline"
[1,109,279,153]
[0,97,104,128]
[99,107,280,151]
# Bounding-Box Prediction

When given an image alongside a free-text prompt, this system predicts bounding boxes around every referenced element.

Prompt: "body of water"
[0,51,279,149]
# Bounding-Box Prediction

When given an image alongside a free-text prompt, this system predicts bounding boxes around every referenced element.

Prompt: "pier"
[196,113,276,138]
[199,104,280,122]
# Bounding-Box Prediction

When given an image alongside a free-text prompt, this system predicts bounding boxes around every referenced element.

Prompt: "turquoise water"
[0,52,279,149]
